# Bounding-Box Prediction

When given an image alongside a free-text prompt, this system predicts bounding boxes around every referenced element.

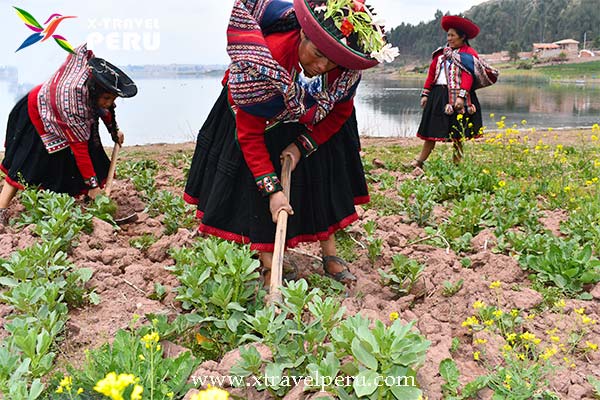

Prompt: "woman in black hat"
[409,15,484,169]
[184,0,398,285]
[0,44,137,225]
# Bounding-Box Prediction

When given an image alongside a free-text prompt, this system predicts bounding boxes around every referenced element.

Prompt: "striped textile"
[227,0,361,125]
[37,44,94,153]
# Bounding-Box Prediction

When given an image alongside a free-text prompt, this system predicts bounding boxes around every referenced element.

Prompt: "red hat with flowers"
[441,15,480,39]
[293,0,399,70]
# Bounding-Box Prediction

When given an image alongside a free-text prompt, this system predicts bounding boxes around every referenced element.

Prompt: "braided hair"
[88,79,119,141]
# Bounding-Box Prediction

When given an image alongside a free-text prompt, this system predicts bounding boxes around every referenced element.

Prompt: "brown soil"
[0,133,599,399]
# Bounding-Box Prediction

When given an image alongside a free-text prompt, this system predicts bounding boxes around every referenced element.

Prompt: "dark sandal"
[322,255,356,284]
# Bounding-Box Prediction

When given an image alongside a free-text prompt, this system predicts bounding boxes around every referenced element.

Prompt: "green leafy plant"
[363,221,383,265]
[147,190,196,235]
[439,358,488,400]
[442,279,464,297]
[85,194,118,226]
[55,323,197,399]
[398,181,436,227]
[378,254,425,297]
[589,375,600,399]
[129,233,158,252]
[524,241,600,298]
[235,279,431,399]
[167,238,264,359]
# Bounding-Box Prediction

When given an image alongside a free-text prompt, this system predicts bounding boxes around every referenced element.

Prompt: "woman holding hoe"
[184,0,398,285]
[0,44,137,226]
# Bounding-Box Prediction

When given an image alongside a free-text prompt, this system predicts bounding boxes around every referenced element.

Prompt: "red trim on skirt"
[190,194,369,252]
[0,164,25,190]
[184,192,199,205]
[1,163,106,195]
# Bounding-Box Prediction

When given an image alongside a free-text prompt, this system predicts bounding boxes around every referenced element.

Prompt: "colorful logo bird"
[14,7,76,53]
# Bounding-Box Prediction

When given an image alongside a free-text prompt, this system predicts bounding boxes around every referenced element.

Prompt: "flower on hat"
[314,0,399,62]
[371,43,399,63]
[340,18,355,37]
[352,0,365,12]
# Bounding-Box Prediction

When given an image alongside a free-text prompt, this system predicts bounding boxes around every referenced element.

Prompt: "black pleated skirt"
[1,93,110,195]
[184,87,369,252]
[417,85,483,141]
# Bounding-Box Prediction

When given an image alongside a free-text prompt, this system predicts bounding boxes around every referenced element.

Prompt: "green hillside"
[387,0,600,60]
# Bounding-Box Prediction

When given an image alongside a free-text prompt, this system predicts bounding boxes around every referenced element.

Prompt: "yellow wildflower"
[550,336,561,343]
[581,315,597,325]
[484,320,494,326]
[389,312,399,321]
[498,180,506,188]
[506,333,517,343]
[77,388,84,394]
[523,148,529,154]
[593,123,600,131]
[93,372,139,400]
[592,135,599,141]
[472,301,486,310]
[56,375,73,394]
[575,307,585,315]
[489,281,502,289]
[502,344,512,352]
[493,310,504,318]
[489,113,495,118]
[585,341,598,351]
[473,351,480,361]
[191,385,230,400]
[510,309,519,317]
[457,113,464,121]
[517,353,526,360]
[540,346,558,361]
[462,316,479,327]
[474,338,487,345]
[141,331,160,349]
[131,385,144,400]
[521,119,527,125]
[520,332,537,342]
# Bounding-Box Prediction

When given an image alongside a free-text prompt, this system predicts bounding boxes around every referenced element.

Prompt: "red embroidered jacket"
[28,84,115,182]
[228,30,355,196]
[422,45,479,97]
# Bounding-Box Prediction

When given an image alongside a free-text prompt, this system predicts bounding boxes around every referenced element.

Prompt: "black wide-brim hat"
[88,57,138,98]
[441,15,480,40]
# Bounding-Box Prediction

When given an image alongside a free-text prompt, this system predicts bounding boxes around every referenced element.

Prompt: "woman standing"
[184,0,398,284]
[0,44,137,225]
[410,15,483,169]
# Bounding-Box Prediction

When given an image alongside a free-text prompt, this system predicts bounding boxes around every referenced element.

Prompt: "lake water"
[1,76,600,146]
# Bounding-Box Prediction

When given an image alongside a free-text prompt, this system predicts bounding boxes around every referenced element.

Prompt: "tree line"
[386,0,600,60]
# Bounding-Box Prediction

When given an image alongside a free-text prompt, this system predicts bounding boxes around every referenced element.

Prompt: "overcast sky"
[1,0,485,82]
